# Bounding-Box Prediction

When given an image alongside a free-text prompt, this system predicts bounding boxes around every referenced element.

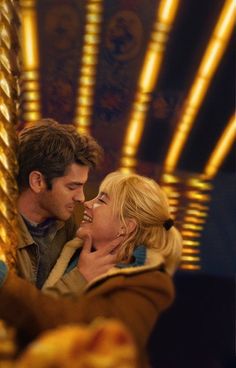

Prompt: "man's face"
[38,163,89,221]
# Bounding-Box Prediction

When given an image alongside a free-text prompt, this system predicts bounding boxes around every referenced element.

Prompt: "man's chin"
[57,213,72,222]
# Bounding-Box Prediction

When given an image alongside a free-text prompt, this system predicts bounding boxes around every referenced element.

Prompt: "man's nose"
[73,190,85,203]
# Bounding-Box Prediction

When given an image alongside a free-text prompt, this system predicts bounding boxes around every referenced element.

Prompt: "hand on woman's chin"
[77,227,91,241]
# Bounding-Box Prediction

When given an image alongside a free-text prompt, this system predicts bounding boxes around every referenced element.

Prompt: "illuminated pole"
[75,0,103,134]
[0,0,20,265]
[119,0,179,173]
[19,0,41,123]
[0,0,21,361]
[164,0,235,173]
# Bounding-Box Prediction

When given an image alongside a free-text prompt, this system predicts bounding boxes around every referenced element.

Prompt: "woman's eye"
[98,198,106,203]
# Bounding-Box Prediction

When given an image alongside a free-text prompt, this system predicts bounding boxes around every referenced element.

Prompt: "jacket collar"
[85,247,165,291]
[17,213,64,249]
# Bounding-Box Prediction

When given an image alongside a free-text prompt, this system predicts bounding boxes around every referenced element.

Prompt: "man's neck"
[17,190,48,224]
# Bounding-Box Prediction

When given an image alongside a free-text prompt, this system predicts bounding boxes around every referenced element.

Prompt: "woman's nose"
[84,198,94,208]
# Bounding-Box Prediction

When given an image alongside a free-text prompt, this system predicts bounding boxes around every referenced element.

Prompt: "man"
[15,118,103,289]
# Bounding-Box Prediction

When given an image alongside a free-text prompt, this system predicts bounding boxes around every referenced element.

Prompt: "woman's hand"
[77,235,119,282]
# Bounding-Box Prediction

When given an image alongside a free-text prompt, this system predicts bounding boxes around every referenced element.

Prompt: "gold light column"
[180,176,212,270]
[75,0,103,134]
[164,0,235,173]
[19,0,41,123]
[204,113,236,179]
[119,0,179,173]
[0,0,20,361]
[0,0,20,265]
[161,173,211,270]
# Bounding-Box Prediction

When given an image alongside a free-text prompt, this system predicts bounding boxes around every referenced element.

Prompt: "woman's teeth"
[83,214,92,223]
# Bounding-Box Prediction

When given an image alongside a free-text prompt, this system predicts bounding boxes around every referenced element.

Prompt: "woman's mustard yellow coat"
[0,247,174,367]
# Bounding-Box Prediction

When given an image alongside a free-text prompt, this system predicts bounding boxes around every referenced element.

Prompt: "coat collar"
[17,214,64,249]
[85,247,165,291]
[43,237,165,291]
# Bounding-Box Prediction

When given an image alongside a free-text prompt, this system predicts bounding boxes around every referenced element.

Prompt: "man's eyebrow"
[67,181,85,186]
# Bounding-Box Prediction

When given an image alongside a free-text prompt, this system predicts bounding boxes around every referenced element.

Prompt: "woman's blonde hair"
[99,171,182,275]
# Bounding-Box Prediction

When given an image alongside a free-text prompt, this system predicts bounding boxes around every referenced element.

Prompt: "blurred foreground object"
[0,320,17,367]
[15,319,138,368]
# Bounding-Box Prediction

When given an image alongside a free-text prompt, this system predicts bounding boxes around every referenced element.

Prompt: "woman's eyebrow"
[99,191,109,199]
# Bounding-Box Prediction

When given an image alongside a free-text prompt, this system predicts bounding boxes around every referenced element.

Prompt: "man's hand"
[77,236,119,282]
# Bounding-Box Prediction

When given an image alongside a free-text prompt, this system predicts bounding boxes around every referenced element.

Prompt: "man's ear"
[29,171,46,193]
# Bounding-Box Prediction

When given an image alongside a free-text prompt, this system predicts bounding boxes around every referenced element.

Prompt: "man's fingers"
[98,242,121,256]
[82,235,93,253]
[102,253,117,264]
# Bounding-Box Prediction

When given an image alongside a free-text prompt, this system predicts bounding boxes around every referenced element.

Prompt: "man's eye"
[67,185,80,190]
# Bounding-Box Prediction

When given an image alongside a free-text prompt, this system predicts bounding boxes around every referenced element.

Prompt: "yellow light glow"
[158,0,179,25]
[204,114,236,178]
[75,0,103,134]
[0,76,10,97]
[21,70,39,79]
[184,216,205,224]
[181,230,201,238]
[20,10,39,69]
[180,264,201,270]
[0,225,7,243]
[188,77,206,108]
[22,111,41,121]
[21,80,40,91]
[125,116,145,147]
[183,224,203,231]
[1,1,11,23]
[181,256,200,262]
[0,100,10,121]
[0,148,9,170]
[0,124,9,146]
[0,47,11,72]
[186,192,211,201]
[182,240,200,247]
[189,203,209,210]
[200,40,223,77]
[119,168,136,174]
[164,0,235,172]
[0,23,10,49]
[22,90,40,101]
[0,172,7,193]
[182,248,200,254]
[119,0,179,171]
[22,101,42,111]
[161,173,181,184]
[139,50,163,92]
[186,177,212,190]
[0,0,20,267]
[120,156,137,167]
[19,0,41,122]
[186,209,208,218]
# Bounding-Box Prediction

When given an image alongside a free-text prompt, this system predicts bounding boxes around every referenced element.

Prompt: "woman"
[0,171,182,366]
[43,171,182,293]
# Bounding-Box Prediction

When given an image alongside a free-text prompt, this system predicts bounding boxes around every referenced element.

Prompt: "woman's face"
[77,191,123,250]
